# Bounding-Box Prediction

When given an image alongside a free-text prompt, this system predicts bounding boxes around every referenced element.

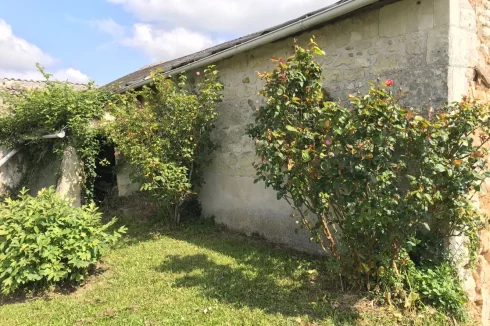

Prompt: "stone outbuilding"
[90,0,490,323]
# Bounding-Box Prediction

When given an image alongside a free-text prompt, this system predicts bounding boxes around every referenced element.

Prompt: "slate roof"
[104,0,361,89]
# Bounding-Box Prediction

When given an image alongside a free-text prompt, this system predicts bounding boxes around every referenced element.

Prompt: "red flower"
[385,79,393,87]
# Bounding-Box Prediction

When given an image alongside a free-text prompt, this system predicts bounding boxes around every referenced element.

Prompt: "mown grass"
[0,216,453,325]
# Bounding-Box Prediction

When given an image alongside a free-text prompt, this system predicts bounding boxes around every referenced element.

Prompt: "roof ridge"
[139,60,166,71]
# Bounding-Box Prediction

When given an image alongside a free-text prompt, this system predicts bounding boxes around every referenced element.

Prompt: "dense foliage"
[0,188,125,294]
[247,39,489,318]
[0,66,112,201]
[105,66,223,224]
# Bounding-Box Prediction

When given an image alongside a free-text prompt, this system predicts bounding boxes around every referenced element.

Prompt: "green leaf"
[434,164,445,173]
[312,46,325,56]
[301,150,311,162]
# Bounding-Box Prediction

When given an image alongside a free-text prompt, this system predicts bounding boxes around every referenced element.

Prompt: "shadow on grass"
[110,212,217,249]
[149,223,360,324]
[0,265,107,307]
[102,208,362,323]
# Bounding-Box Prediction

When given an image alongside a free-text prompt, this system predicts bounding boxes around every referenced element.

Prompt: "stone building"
[115,0,490,322]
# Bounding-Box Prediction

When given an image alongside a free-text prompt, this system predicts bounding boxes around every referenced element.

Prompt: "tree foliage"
[247,39,489,318]
[105,66,223,224]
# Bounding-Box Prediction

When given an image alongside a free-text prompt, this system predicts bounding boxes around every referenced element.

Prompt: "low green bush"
[410,263,468,321]
[0,188,126,295]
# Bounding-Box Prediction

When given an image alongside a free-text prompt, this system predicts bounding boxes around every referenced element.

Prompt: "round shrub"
[0,188,126,295]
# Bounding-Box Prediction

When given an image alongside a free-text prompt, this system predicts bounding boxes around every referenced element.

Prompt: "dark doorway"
[94,139,118,205]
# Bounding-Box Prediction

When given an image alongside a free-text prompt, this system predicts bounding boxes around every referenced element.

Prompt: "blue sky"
[0,0,335,85]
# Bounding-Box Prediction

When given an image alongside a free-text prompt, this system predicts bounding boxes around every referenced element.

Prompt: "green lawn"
[0,217,451,325]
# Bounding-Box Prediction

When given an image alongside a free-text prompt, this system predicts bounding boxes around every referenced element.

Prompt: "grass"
[0,216,453,325]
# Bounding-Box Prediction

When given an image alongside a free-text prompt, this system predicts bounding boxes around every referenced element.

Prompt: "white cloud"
[0,20,55,71]
[52,68,90,84]
[122,25,214,61]
[74,15,214,63]
[108,0,337,34]
[90,18,125,38]
[0,19,90,83]
[67,16,126,39]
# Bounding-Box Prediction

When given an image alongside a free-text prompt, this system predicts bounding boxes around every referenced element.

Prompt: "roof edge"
[116,0,379,92]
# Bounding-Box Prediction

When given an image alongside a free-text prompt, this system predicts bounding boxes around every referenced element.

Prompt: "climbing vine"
[0,65,112,202]
[247,39,490,319]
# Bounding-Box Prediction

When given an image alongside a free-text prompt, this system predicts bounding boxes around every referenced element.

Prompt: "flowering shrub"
[105,67,223,225]
[247,39,489,318]
[0,188,125,294]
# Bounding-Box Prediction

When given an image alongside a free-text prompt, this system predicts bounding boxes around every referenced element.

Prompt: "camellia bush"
[247,39,489,319]
[0,188,126,294]
[105,66,223,225]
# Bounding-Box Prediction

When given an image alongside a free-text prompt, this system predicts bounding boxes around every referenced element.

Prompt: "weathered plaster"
[0,148,22,197]
[116,161,140,197]
[56,146,83,207]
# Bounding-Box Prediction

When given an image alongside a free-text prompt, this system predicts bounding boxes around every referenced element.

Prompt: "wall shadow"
[151,228,360,324]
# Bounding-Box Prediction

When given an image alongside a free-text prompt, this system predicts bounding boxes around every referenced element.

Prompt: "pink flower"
[325,139,332,146]
[196,71,201,76]
[385,79,393,87]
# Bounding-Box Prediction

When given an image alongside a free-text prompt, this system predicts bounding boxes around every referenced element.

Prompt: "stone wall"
[0,78,85,202]
[0,79,48,196]
[470,0,490,101]
[448,0,490,324]
[198,0,451,254]
[474,0,490,321]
